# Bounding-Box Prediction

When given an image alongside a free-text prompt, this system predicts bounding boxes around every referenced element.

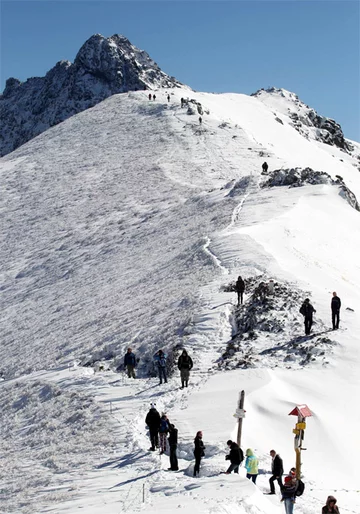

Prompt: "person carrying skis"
[178,349,193,388]
[168,423,179,470]
[267,449,284,494]
[225,440,244,474]
[262,162,269,173]
[159,413,170,454]
[145,403,161,451]
[331,292,341,330]
[299,298,316,335]
[245,448,259,483]
[322,495,340,513]
[281,475,297,514]
[155,350,168,384]
[123,347,136,378]
[193,430,205,477]
[235,276,245,306]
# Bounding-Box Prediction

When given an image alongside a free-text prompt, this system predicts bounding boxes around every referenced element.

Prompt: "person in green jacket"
[245,448,259,483]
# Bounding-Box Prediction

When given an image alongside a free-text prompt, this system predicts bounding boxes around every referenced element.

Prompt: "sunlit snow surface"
[1,88,359,513]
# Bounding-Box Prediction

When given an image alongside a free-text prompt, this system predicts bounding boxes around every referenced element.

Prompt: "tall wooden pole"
[237,390,245,447]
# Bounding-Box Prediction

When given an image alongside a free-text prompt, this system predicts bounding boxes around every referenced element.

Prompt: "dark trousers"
[169,445,178,470]
[194,455,202,476]
[159,367,167,384]
[246,473,257,483]
[237,291,244,305]
[226,462,239,474]
[149,428,158,450]
[332,310,340,329]
[269,474,283,493]
[304,316,313,335]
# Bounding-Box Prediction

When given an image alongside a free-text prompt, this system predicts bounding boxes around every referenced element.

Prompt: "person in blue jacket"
[124,347,136,378]
[245,448,259,483]
[155,350,168,385]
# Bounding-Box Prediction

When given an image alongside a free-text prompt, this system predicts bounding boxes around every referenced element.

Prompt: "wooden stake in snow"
[235,390,245,447]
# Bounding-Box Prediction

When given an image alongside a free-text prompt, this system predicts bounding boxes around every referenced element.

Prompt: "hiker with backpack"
[123,347,136,378]
[178,349,193,388]
[322,496,340,513]
[299,298,316,335]
[267,449,284,494]
[281,475,297,513]
[168,423,179,470]
[225,440,244,474]
[159,413,170,454]
[193,430,205,477]
[155,350,168,384]
[145,403,161,451]
[235,276,245,306]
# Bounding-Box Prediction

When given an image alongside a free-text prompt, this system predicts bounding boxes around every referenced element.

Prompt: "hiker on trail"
[331,292,341,330]
[145,403,161,451]
[153,94,156,101]
[262,162,269,173]
[159,413,170,454]
[193,430,205,477]
[225,440,244,474]
[168,423,179,470]
[123,347,136,378]
[245,448,259,483]
[281,475,297,514]
[267,449,284,494]
[299,298,316,335]
[322,496,340,514]
[148,93,152,100]
[199,116,202,125]
[235,276,245,306]
[178,349,193,388]
[167,94,170,102]
[181,97,184,107]
[155,350,168,384]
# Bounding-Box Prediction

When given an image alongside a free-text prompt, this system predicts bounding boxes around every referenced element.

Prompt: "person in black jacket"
[262,162,269,173]
[178,349,193,388]
[267,449,284,494]
[331,292,341,330]
[145,403,161,451]
[225,440,244,474]
[168,423,179,471]
[124,347,136,378]
[300,298,316,335]
[193,431,205,477]
[235,276,245,306]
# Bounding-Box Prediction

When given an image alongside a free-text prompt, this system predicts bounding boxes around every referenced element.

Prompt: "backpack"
[295,479,305,497]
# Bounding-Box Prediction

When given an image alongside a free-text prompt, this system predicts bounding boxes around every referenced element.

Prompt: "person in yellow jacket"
[245,448,259,484]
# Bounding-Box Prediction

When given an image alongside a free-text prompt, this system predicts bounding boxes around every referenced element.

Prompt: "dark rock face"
[0,34,185,156]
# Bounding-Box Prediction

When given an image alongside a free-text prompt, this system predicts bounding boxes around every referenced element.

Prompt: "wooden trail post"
[289,404,312,479]
[236,390,245,447]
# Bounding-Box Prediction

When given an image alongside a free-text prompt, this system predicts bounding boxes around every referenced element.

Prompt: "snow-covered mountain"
[1,86,359,514]
[0,33,186,156]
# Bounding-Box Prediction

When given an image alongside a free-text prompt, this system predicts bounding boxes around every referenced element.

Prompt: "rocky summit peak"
[0,33,185,156]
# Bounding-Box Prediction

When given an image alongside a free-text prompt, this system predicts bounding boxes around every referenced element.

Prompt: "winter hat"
[150,402,156,408]
[284,476,293,484]
[227,440,232,446]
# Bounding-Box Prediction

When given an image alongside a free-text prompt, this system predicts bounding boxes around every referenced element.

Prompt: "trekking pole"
[142,483,145,503]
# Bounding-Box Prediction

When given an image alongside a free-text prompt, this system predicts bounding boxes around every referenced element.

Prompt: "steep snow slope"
[1,88,359,514]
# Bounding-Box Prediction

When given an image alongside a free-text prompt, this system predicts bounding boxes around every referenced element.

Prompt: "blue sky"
[1,0,359,140]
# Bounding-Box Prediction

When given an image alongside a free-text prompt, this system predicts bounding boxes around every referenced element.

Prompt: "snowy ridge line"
[203,236,228,275]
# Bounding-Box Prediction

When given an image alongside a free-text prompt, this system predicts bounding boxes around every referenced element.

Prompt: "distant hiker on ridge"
[154,350,168,384]
[167,94,170,102]
[322,496,340,514]
[262,162,269,173]
[235,275,245,306]
[199,116,202,125]
[331,292,341,330]
[300,298,316,336]
[153,94,156,101]
[225,440,244,474]
[267,449,283,494]
[193,430,205,477]
[168,423,179,470]
[148,93,152,101]
[178,349,193,389]
[145,403,160,451]
[123,347,136,378]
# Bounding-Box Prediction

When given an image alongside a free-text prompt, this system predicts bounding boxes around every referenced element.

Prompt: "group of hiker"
[234,276,342,336]
[122,348,193,388]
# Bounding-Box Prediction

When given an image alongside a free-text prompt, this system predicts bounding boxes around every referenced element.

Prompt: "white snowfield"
[0,87,359,514]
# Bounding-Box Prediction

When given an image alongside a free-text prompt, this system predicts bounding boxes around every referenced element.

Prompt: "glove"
[225,455,230,460]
